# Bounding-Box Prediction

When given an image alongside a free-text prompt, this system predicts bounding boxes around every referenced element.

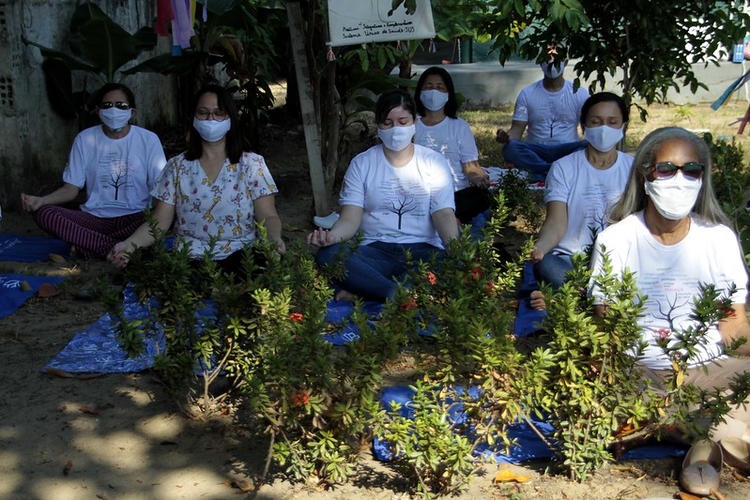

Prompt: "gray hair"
[608,126,728,225]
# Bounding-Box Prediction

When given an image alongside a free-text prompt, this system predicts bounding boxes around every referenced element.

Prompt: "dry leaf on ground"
[493,468,531,483]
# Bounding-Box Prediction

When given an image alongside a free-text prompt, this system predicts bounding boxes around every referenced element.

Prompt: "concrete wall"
[412,60,750,108]
[0,0,178,210]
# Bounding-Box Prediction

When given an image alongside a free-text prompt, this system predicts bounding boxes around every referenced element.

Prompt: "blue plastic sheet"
[373,385,687,465]
[0,233,70,262]
[514,262,547,337]
[0,274,65,319]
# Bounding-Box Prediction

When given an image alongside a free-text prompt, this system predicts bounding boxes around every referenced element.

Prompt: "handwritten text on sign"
[328,0,435,47]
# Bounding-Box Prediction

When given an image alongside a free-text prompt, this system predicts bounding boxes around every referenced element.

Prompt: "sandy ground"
[2,105,750,499]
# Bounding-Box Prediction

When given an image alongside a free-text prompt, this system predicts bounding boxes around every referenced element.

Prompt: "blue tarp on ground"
[373,385,688,465]
[514,262,547,337]
[0,274,65,319]
[0,233,70,262]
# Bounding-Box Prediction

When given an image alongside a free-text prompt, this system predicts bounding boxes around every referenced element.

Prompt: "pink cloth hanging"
[171,0,194,49]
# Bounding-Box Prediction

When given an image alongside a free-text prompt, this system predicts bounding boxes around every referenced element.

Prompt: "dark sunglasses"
[646,161,704,181]
[99,101,131,110]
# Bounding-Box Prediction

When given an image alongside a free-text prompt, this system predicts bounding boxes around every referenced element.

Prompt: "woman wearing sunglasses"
[590,127,750,454]
[109,84,284,275]
[21,83,166,258]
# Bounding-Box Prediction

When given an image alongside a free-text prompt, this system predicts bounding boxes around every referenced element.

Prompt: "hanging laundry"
[155,0,174,36]
[171,0,195,49]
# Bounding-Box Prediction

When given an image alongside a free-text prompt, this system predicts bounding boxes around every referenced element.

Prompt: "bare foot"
[334,289,357,302]
[530,290,547,311]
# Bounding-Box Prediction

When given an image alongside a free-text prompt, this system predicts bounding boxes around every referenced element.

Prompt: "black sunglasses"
[646,161,704,181]
[99,101,131,110]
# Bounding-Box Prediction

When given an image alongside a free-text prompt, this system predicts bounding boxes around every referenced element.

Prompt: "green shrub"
[518,251,750,481]
[704,132,750,264]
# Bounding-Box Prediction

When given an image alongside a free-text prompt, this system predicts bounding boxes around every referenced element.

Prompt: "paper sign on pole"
[327,0,435,47]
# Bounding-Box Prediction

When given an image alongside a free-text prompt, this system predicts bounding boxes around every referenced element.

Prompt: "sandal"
[720,436,750,475]
[679,439,722,496]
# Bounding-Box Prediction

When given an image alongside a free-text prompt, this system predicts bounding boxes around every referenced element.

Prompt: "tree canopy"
[469,0,750,114]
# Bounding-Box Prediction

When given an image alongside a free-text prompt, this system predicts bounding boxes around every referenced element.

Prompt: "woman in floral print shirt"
[108,85,284,275]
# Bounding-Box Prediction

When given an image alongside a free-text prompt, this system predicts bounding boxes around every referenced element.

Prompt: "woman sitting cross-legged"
[414,66,492,224]
[21,83,166,259]
[107,84,284,276]
[590,127,750,444]
[529,92,633,310]
[307,89,459,302]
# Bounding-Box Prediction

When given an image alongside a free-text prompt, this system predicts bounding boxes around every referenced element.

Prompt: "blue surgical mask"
[99,107,132,132]
[193,117,231,143]
[541,61,566,79]
[377,124,415,152]
[420,89,449,112]
[584,125,624,153]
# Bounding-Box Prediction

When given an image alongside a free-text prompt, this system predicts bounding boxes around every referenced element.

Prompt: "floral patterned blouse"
[151,151,278,259]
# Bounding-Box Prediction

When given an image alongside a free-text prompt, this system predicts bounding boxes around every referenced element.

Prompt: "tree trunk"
[320,61,341,194]
[286,0,330,216]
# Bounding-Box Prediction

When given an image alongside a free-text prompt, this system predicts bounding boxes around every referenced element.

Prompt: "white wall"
[411,60,750,107]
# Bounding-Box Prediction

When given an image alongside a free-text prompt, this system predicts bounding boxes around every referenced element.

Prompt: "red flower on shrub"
[426,271,437,286]
[471,267,483,280]
[292,389,310,406]
[401,297,418,310]
[289,312,304,322]
[654,328,671,343]
[717,301,737,318]
[485,281,495,295]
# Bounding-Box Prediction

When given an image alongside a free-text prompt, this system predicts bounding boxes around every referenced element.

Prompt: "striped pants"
[34,206,145,259]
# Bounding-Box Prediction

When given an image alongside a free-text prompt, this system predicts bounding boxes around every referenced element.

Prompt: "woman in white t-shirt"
[590,126,750,443]
[414,66,491,224]
[307,89,459,302]
[529,92,632,309]
[108,84,284,276]
[21,83,166,258]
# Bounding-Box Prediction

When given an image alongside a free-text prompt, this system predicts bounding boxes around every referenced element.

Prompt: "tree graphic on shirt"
[389,194,417,230]
[108,168,128,200]
[654,293,690,332]
[545,115,560,139]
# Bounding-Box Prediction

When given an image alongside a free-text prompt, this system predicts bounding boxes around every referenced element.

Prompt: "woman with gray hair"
[607,126,727,225]
[590,127,750,493]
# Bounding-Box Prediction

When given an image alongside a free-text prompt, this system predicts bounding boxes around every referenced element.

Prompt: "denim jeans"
[533,252,573,291]
[315,240,444,302]
[502,140,588,182]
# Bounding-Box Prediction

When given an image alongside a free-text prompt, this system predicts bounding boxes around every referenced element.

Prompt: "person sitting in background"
[414,66,491,224]
[307,89,458,303]
[495,44,589,182]
[529,92,632,309]
[21,83,166,258]
[590,127,750,445]
[108,84,284,275]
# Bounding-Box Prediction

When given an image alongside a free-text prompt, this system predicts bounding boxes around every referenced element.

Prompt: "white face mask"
[584,125,624,153]
[193,117,231,143]
[378,124,415,152]
[99,107,132,132]
[420,89,449,112]
[644,172,702,221]
[541,61,566,79]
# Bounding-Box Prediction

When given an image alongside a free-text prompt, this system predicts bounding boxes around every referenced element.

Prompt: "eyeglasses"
[99,101,131,110]
[195,108,229,121]
[646,161,704,181]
